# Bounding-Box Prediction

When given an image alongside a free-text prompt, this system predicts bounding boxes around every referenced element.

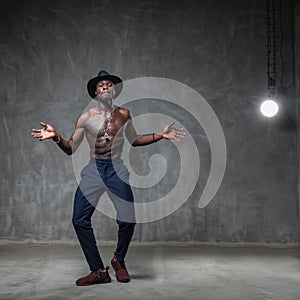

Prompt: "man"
[32,70,186,286]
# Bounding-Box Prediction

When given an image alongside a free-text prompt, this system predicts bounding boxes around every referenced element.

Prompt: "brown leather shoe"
[76,266,111,286]
[111,252,130,283]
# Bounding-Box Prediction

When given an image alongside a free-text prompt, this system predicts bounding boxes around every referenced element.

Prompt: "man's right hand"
[32,122,58,141]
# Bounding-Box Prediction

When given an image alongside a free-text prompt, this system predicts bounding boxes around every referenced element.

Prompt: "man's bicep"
[69,114,86,150]
[125,119,138,145]
[70,126,85,144]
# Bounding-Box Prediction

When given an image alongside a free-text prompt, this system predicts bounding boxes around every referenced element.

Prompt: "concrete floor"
[0,244,299,300]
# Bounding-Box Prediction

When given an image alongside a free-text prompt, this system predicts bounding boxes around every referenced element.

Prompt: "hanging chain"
[103,106,118,141]
[266,0,277,98]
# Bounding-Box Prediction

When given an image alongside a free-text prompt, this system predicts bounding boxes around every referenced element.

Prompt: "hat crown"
[97,70,110,77]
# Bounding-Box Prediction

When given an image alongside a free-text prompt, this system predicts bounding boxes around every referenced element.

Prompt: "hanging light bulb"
[260,99,279,117]
[263,0,279,118]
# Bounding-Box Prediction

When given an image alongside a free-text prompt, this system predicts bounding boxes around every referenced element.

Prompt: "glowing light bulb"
[260,99,279,117]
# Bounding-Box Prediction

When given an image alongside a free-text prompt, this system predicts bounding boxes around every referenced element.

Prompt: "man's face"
[95,80,115,101]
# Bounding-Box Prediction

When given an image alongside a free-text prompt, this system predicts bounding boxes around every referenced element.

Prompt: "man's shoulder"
[117,107,131,119]
[76,108,95,125]
[82,106,101,116]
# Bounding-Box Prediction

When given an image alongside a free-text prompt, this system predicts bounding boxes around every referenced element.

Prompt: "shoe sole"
[76,277,112,286]
[116,277,130,283]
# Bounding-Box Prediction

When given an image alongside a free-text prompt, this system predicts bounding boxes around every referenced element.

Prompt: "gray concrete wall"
[296,0,300,221]
[0,0,299,244]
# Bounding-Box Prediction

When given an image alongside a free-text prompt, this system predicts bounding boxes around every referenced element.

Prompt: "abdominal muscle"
[86,128,125,159]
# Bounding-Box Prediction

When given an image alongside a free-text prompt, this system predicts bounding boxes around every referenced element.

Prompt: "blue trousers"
[72,158,136,271]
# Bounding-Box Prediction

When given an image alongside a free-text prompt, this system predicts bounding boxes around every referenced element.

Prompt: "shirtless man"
[32,70,186,286]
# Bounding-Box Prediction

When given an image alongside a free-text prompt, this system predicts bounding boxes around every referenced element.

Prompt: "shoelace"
[94,267,109,279]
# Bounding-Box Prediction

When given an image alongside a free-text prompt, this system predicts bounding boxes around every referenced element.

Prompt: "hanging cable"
[266,0,277,98]
[279,0,295,90]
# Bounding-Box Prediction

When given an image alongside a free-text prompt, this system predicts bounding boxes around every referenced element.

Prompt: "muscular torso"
[82,106,131,158]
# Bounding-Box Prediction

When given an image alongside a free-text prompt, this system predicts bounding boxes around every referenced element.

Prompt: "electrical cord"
[279,0,295,90]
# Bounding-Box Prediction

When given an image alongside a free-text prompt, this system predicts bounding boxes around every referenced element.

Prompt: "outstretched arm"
[125,120,186,147]
[31,114,86,155]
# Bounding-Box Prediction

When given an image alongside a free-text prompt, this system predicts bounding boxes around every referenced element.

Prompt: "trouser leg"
[72,186,104,271]
[103,160,136,262]
[72,160,106,271]
[116,221,135,262]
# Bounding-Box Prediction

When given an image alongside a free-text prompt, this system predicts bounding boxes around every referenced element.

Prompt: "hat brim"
[87,74,123,99]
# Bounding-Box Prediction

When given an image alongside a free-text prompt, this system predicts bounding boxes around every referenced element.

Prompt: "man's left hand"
[162,121,186,142]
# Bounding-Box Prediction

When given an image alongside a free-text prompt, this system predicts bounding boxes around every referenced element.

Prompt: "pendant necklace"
[103,106,117,142]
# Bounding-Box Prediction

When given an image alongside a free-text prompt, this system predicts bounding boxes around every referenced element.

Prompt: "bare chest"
[85,112,127,138]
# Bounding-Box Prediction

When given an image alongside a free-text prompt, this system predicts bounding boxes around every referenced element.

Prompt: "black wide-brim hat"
[87,70,123,99]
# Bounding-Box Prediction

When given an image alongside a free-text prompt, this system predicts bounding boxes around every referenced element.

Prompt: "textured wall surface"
[0,0,299,243]
[296,0,300,226]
